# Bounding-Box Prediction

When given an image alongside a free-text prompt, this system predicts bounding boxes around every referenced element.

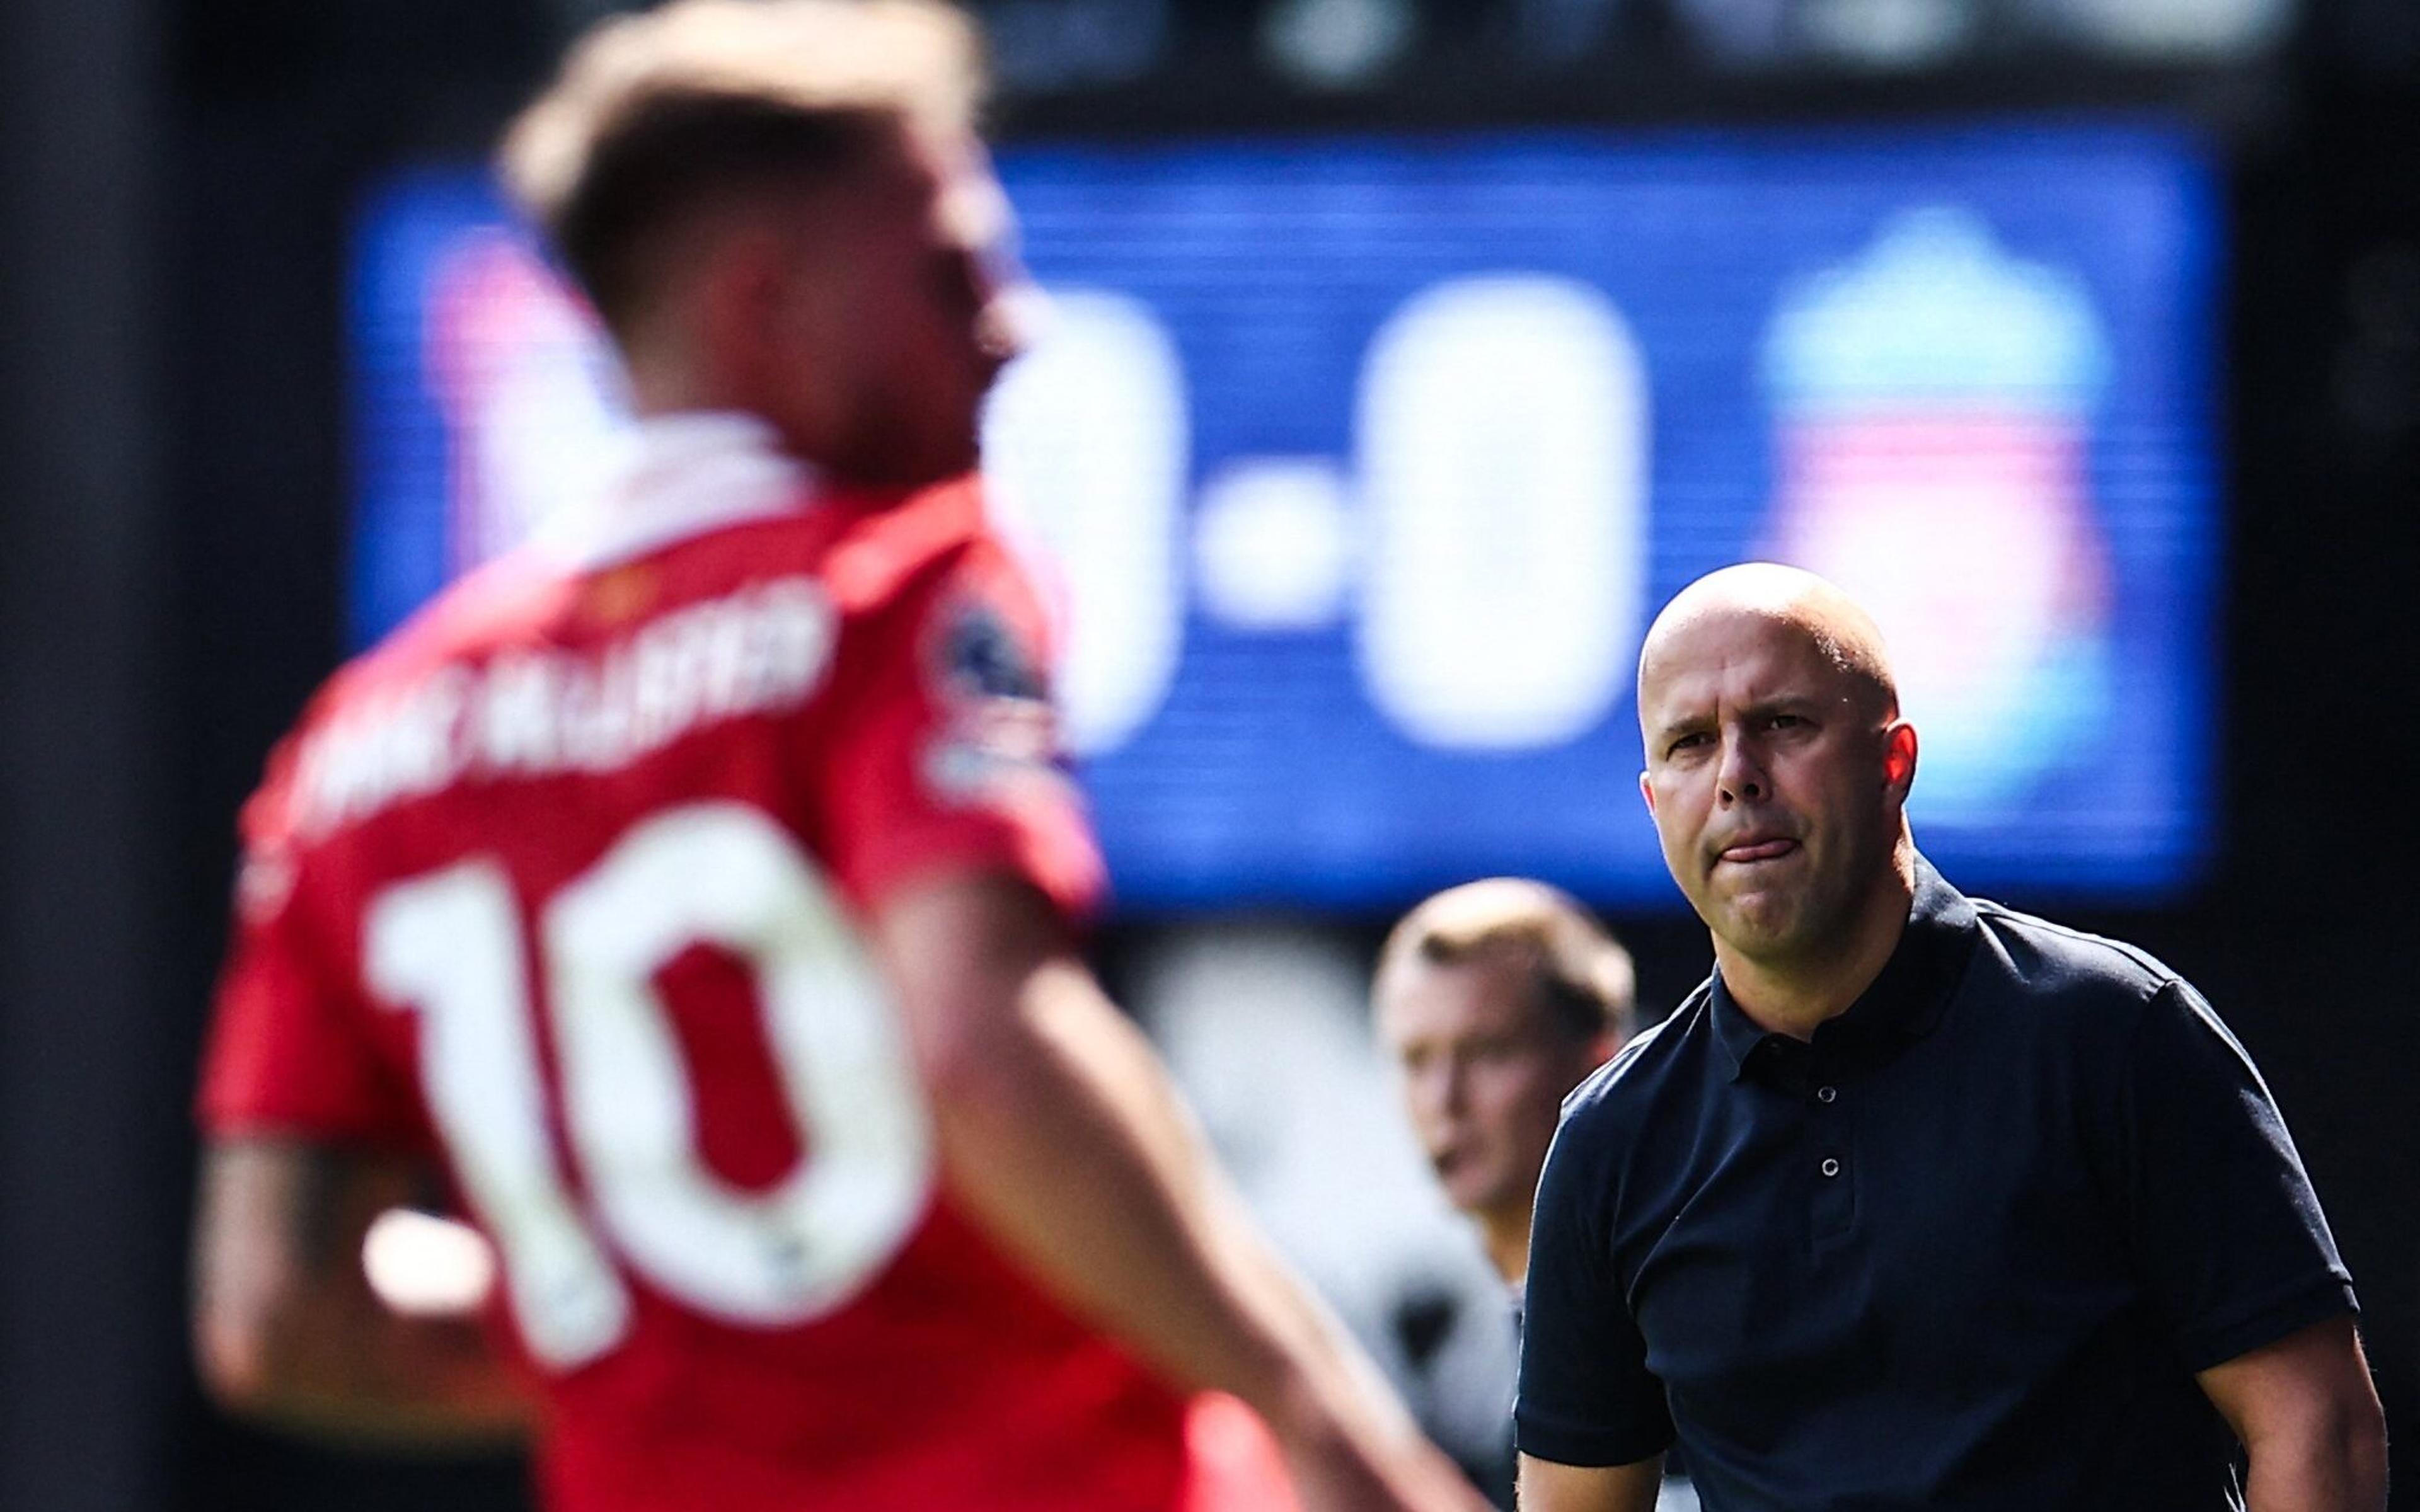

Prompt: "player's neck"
[628,358,749,427]
[1478,1210,1531,1290]
[1714,849,1915,1041]
[621,341,819,467]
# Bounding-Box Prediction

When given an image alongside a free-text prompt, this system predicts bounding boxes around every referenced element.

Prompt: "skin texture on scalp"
[1635,564,1921,1037]
[1636,563,1898,729]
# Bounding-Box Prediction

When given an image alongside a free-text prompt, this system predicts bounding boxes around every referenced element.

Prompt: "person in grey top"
[1378,881,1705,1511]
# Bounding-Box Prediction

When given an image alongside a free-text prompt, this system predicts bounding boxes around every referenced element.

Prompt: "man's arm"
[2196,1316,2386,1512]
[1516,1455,1664,1512]
[192,1138,530,1447]
[874,870,1484,1512]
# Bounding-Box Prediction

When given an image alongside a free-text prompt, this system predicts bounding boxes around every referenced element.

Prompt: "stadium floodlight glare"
[1671,0,1794,68]
[2044,0,2291,60]
[1262,0,1419,88]
[1797,0,1978,69]
[1505,0,1623,65]
[981,0,1171,93]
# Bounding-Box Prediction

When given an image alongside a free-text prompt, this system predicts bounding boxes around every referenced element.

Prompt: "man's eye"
[1769,713,1806,730]
[1669,732,1711,756]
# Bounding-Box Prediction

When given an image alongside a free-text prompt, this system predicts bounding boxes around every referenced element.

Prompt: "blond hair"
[1377,878,1637,1043]
[498,0,984,334]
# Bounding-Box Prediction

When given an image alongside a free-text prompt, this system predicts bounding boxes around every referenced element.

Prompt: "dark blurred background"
[3,0,2417,1506]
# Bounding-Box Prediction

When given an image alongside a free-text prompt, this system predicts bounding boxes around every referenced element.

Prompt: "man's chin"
[1443,1171,1512,1217]
[1708,897,1814,959]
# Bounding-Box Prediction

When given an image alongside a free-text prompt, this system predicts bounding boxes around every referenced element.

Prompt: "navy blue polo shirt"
[1517,858,2356,1510]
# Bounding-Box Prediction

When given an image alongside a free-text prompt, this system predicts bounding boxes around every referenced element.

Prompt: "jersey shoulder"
[347,470,998,690]
[232,551,560,852]
[820,475,1019,616]
[243,476,1024,853]
[815,477,1060,718]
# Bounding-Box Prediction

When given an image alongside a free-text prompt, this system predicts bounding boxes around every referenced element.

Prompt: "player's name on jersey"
[293,577,836,838]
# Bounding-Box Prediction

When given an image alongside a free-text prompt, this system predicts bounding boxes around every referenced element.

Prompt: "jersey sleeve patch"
[919,594,1081,810]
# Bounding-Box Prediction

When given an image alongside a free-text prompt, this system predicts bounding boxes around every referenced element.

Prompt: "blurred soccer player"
[1375,880,1632,1295]
[189,6,1484,1511]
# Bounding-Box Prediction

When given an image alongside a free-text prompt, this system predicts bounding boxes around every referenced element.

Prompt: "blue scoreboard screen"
[351,122,2220,910]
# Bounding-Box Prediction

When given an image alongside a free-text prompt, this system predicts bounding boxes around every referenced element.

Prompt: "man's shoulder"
[323,537,617,699]
[1967,897,2179,992]
[1538,983,1717,1238]
[260,553,559,786]
[1562,980,1715,1132]
[1956,894,2189,1037]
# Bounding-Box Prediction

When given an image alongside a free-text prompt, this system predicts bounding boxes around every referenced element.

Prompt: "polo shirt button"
[1819,1157,1841,1178]
[1816,1085,1838,1104]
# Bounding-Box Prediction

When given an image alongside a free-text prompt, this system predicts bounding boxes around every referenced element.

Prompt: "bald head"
[1634,564,1920,983]
[1639,564,1898,743]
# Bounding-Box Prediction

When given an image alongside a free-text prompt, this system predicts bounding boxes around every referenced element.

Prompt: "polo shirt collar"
[533,410,818,572]
[1709,854,1979,1083]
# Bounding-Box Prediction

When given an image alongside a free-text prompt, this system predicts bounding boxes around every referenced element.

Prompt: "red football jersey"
[198,416,1294,1512]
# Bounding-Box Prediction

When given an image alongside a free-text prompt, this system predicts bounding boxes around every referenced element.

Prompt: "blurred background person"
[1375,879,1634,1297]
[1377,879,1697,1510]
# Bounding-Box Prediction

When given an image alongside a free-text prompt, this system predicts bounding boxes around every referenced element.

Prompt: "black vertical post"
[0,0,177,1507]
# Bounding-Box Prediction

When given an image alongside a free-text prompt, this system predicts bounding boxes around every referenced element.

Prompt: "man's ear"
[1638,770,1656,816]
[1882,721,1918,797]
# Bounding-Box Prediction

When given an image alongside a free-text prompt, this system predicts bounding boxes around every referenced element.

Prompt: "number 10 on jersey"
[364,802,934,1368]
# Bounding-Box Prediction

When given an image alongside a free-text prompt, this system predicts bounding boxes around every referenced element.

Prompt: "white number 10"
[363,802,933,1369]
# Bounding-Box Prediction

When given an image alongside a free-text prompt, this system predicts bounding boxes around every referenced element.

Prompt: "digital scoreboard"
[352,122,2220,909]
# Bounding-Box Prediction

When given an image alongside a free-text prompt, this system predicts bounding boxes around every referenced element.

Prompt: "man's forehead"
[1639,609,1843,713]
[1380,949,1545,1033]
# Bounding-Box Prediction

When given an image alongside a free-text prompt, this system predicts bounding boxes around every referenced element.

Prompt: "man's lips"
[1717,837,1800,864]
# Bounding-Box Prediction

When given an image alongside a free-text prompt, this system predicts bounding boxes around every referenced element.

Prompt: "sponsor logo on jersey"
[934,598,1049,705]
[921,595,1075,810]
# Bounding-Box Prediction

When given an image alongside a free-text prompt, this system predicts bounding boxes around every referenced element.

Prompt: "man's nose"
[1417,1060,1468,1118]
[1717,735,1767,805]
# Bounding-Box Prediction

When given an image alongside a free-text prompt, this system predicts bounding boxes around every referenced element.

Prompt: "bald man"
[1515,566,2384,1512]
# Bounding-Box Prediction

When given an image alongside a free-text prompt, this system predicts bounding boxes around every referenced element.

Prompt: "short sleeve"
[814,541,1105,922]
[1514,1109,1674,1467]
[2118,980,2356,1372]
[195,779,425,1147]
